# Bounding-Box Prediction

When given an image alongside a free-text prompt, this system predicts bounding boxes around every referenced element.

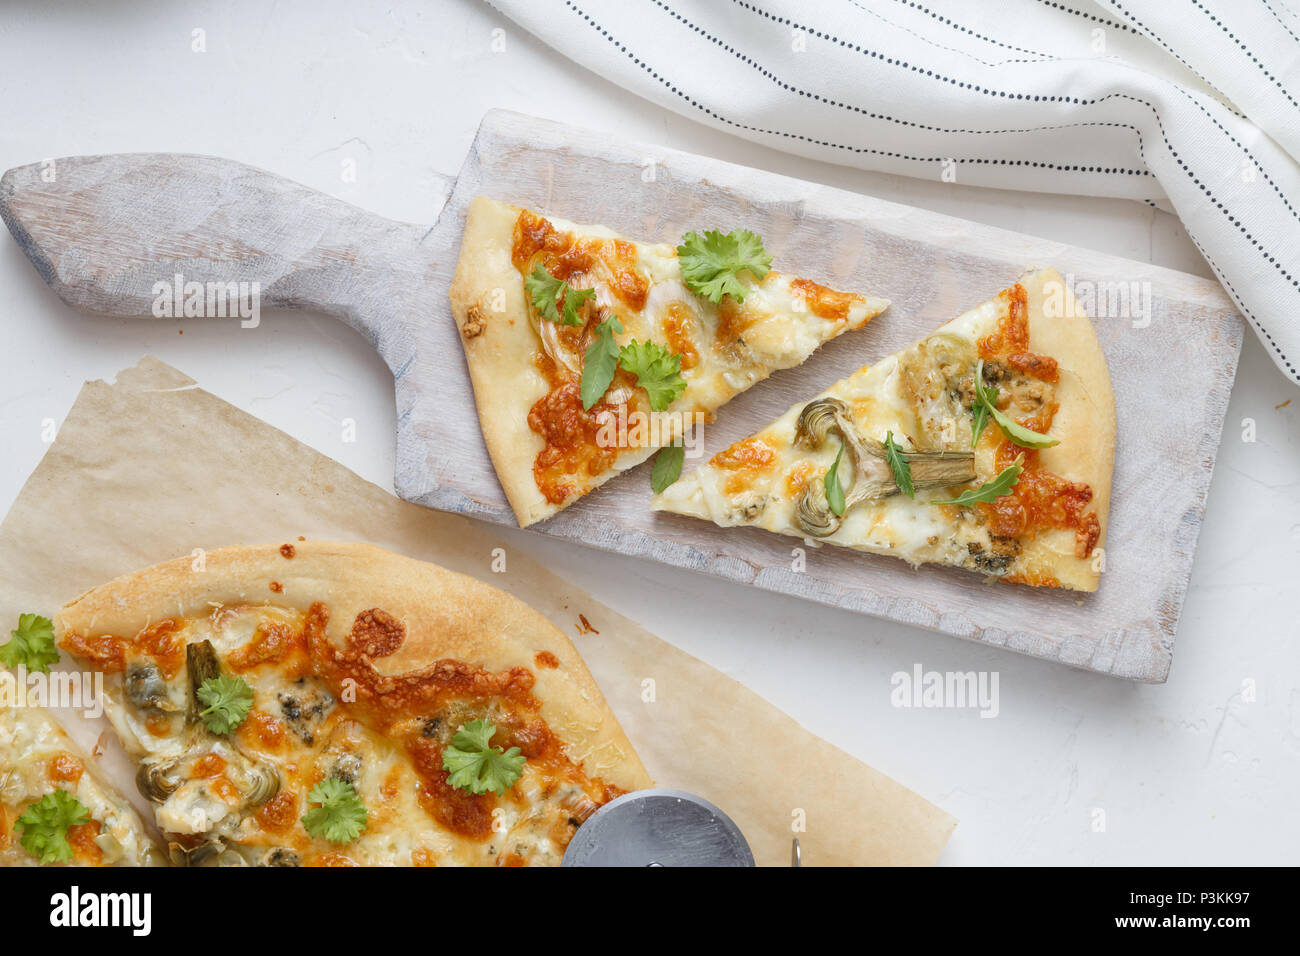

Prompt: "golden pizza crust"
[55,541,652,793]
[1013,267,1116,590]
[450,197,575,528]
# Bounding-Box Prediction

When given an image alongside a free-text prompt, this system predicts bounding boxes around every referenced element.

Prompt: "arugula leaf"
[524,265,596,327]
[824,441,847,517]
[987,404,1060,449]
[196,673,253,734]
[973,360,1058,449]
[618,339,687,411]
[930,460,1024,507]
[580,316,624,410]
[651,443,685,493]
[15,790,89,865]
[301,778,368,844]
[0,613,59,674]
[675,229,772,304]
[970,362,996,448]
[442,719,526,796]
[883,431,914,499]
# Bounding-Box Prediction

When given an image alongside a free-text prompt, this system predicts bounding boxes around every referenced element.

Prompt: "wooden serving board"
[0,110,1243,682]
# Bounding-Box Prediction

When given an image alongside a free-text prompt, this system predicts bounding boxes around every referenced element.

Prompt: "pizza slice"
[54,542,651,866]
[1,701,163,866]
[653,268,1116,591]
[450,197,889,527]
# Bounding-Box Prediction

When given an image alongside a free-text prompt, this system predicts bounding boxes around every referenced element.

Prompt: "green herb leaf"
[987,404,1060,449]
[301,778,368,844]
[0,613,59,674]
[824,441,847,517]
[651,443,685,493]
[195,673,253,734]
[883,431,915,499]
[525,265,596,326]
[580,315,624,410]
[15,790,90,865]
[973,359,1058,449]
[675,229,772,304]
[442,719,526,796]
[618,339,687,411]
[970,362,996,448]
[930,460,1024,507]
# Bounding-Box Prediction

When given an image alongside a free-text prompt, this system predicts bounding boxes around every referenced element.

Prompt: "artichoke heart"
[793,397,975,537]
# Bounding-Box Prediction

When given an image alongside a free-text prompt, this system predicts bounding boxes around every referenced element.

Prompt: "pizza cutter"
[562,788,757,867]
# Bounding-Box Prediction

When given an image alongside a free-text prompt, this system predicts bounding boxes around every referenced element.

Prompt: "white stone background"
[0,0,1296,865]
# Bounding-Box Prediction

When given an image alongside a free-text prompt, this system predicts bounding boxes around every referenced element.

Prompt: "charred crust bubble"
[279,544,296,559]
[462,302,487,339]
[350,608,406,660]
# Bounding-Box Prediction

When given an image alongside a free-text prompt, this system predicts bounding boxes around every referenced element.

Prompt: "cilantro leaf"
[676,229,772,304]
[824,441,847,517]
[15,790,90,865]
[883,431,915,499]
[195,673,253,734]
[973,360,1058,449]
[525,265,596,327]
[618,339,687,411]
[580,315,624,410]
[930,460,1024,507]
[0,613,59,674]
[442,719,526,796]
[651,443,685,493]
[301,778,368,844]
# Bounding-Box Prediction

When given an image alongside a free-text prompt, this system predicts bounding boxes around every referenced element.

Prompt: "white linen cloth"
[489,0,1300,386]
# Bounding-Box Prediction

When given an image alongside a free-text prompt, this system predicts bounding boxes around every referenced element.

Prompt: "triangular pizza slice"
[450,197,889,527]
[653,268,1116,591]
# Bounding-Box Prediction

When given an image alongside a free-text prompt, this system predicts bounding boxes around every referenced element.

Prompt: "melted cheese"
[68,602,611,867]
[653,292,1018,574]
[510,203,889,506]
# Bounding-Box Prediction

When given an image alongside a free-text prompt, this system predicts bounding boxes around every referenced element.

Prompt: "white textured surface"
[0,0,1296,864]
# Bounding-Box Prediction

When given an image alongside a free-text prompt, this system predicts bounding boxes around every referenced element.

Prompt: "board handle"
[0,153,440,344]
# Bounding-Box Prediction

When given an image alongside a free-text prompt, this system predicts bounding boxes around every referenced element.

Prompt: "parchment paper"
[0,356,956,866]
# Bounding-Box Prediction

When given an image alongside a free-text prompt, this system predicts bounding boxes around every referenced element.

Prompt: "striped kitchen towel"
[489,0,1300,387]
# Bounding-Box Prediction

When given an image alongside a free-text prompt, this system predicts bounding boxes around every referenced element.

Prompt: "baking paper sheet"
[0,356,955,865]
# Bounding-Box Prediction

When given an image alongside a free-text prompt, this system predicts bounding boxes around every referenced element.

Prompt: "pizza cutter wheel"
[562,788,758,867]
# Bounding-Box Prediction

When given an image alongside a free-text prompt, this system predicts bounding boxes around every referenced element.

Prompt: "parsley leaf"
[973,360,1058,449]
[0,613,59,674]
[930,460,1024,506]
[618,339,687,411]
[824,441,847,517]
[301,778,368,844]
[676,229,772,304]
[883,431,914,499]
[651,443,685,493]
[195,673,253,734]
[15,790,90,865]
[525,265,596,327]
[442,719,526,796]
[580,315,623,410]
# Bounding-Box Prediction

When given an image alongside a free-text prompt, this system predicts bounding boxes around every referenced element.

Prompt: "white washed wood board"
[0,110,1243,681]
